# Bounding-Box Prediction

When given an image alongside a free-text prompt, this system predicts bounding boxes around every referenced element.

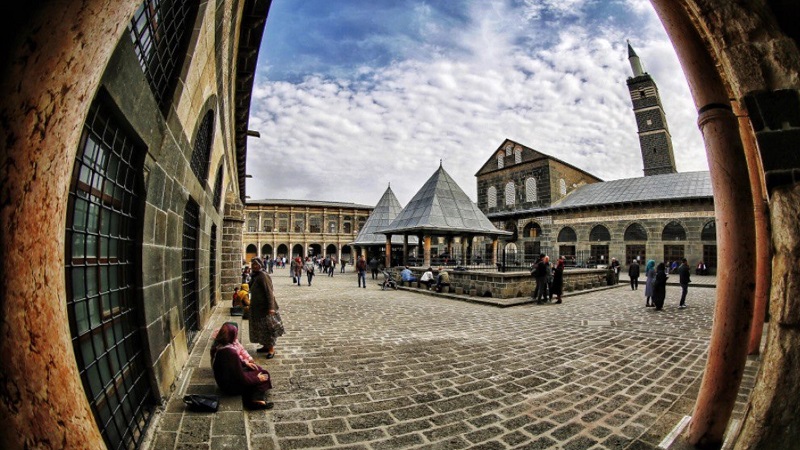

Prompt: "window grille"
[329,221,337,233]
[65,100,153,450]
[487,186,497,208]
[212,165,223,211]
[505,144,513,156]
[557,227,577,242]
[662,221,687,240]
[514,147,522,163]
[182,199,200,348]
[190,110,214,182]
[505,182,516,206]
[559,178,567,196]
[701,221,716,241]
[497,153,504,169]
[210,224,217,304]
[130,0,199,111]
[263,220,273,232]
[590,225,611,241]
[624,223,648,241]
[525,178,537,202]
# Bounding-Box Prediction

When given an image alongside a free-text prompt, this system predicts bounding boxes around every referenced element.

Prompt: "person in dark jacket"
[531,254,548,304]
[628,260,641,290]
[249,258,282,358]
[652,262,669,310]
[677,258,691,308]
[211,323,273,410]
[551,256,565,304]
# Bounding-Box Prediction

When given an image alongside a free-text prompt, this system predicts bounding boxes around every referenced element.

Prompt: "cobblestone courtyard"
[147,269,758,450]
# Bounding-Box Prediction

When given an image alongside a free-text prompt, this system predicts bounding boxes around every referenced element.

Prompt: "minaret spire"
[627,40,645,77]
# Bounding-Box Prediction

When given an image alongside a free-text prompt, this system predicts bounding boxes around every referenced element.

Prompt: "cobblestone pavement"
[146,268,759,450]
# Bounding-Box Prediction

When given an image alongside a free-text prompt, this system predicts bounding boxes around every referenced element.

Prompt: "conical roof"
[380,165,510,237]
[351,186,419,246]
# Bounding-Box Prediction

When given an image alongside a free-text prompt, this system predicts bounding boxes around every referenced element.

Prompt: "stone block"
[455,287,464,295]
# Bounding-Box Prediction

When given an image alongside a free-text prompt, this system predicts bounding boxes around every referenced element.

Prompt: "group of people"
[216,257,285,409]
[530,254,565,304]
[401,266,451,292]
[629,258,692,310]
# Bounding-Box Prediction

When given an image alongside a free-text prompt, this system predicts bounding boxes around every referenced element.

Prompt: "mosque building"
[475,44,717,271]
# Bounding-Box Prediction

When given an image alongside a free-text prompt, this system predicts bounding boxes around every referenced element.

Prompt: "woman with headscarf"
[652,263,669,311]
[249,257,282,358]
[643,260,657,307]
[233,283,251,318]
[551,256,565,304]
[210,322,272,410]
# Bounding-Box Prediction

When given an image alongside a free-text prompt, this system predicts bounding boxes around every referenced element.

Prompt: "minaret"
[626,41,677,176]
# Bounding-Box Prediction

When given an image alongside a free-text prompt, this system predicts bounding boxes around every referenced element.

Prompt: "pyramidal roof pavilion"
[381,164,510,237]
[351,185,419,247]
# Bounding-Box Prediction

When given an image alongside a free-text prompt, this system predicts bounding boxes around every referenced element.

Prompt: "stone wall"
[398,268,609,299]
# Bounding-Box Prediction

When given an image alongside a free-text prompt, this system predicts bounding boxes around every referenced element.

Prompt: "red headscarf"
[210,322,238,359]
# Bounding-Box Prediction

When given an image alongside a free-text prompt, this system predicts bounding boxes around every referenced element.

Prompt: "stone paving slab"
[142,269,756,450]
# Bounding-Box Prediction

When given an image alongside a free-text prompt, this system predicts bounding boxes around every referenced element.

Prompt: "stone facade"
[243,200,372,263]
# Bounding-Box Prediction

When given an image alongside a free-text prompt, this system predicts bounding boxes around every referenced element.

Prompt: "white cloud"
[246,0,707,207]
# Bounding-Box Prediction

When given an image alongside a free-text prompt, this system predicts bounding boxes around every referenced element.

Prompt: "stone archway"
[0,2,799,449]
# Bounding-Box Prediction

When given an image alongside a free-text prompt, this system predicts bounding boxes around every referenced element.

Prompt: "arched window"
[558,227,577,242]
[662,221,687,240]
[212,164,223,211]
[190,110,214,182]
[505,144,513,156]
[130,0,200,112]
[514,147,522,164]
[624,223,648,241]
[523,222,542,238]
[701,220,716,241]
[525,178,537,202]
[497,153,504,169]
[66,99,153,450]
[559,178,567,196]
[487,186,497,208]
[505,181,516,206]
[590,225,611,241]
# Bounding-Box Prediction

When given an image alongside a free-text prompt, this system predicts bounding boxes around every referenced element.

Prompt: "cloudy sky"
[246,0,707,207]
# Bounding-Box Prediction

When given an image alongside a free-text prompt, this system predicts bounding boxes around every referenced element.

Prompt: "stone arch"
[523,221,542,238]
[276,244,289,258]
[292,244,304,257]
[557,227,577,242]
[701,220,717,241]
[309,243,322,256]
[624,222,648,241]
[589,224,611,241]
[261,244,273,257]
[326,244,337,255]
[662,221,687,241]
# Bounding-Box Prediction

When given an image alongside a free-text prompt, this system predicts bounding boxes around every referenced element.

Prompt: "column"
[403,235,409,266]
[423,235,432,268]
[461,235,469,266]
[491,237,499,267]
[385,235,392,269]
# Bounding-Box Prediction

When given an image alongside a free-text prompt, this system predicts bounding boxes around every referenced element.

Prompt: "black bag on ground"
[183,394,219,412]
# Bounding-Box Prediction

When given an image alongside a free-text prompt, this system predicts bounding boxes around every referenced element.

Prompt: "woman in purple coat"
[211,323,273,409]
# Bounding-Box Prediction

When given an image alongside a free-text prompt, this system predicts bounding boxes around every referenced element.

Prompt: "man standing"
[610,258,621,284]
[531,254,548,304]
[628,259,640,290]
[677,258,691,308]
[356,255,367,288]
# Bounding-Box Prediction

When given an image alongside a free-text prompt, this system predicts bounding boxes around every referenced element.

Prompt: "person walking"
[628,259,641,290]
[551,256,565,304]
[248,258,282,358]
[329,256,336,277]
[531,254,548,304]
[304,256,315,286]
[340,259,347,273]
[677,258,691,308]
[544,255,553,301]
[610,258,621,284]
[643,260,656,307]
[369,257,379,280]
[293,256,303,287]
[652,262,669,311]
[356,255,367,288]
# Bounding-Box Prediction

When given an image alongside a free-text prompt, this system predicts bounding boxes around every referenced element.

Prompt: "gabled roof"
[550,171,712,210]
[380,165,510,237]
[351,186,418,246]
[475,138,602,182]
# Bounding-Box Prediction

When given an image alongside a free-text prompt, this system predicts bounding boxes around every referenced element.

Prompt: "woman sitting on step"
[210,322,273,410]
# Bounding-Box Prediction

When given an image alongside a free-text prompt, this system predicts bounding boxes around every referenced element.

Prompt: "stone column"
[423,235,432,268]
[222,193,245,297]
[649,2,756,446]
[461,235,469,266]
[492,238,499,266]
